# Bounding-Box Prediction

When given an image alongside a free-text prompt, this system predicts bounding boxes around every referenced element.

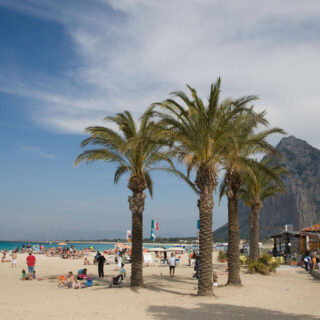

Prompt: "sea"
[0,241,173,252]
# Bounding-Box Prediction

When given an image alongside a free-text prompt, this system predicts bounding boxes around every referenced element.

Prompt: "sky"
[0,0,320,240]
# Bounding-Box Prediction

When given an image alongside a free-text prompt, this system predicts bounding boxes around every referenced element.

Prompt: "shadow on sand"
[147,303,319,320]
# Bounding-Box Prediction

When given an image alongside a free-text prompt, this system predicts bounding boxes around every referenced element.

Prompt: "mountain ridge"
[213,135,320,241]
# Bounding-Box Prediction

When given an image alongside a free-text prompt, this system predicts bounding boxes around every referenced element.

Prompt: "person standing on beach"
[304,254,311,272]
[26,252,36,276]
[11,251,17,268]
[193,255,200,279]
[97,253,106,278]
[168,253,176,277]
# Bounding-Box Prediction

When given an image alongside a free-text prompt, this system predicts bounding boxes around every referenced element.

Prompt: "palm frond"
[114,166,129,184]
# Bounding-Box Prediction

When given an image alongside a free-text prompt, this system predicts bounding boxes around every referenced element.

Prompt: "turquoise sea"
[0,241,172,252]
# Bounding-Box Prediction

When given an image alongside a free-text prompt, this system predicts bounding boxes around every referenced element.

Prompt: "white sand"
[0,252,319,320]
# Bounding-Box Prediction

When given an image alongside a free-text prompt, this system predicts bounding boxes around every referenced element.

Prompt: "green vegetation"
[240,159,287,260]
[247,254,280,275]
[75,108,193,288]
[218,250,227,261]
[75,78,286,295]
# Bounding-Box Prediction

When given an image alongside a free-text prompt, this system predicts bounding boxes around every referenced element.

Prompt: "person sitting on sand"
[21,269,28,280]
[77,268,88,280]
[110,263,126,286]
[84,258,89,265]
[58,275,67,287]
[213,270,218,287]
[68,272,86,289]
[1,250,6,263]
[64,272,77,288]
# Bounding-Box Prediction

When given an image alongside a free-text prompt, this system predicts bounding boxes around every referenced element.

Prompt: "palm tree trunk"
[227,194,241,285]
[249,205,260,260]
[226,170,241,286]
[197,187,214,295]
[128,192,146,287]
[196,166,216,296]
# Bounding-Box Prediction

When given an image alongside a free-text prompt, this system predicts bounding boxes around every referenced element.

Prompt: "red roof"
[302,223,320,232]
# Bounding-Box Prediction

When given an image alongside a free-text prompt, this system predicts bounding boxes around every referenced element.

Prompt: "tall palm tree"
[154,78,256,295]
[219,111,285,285]
[75,108,193,287]
[240,159,287,260]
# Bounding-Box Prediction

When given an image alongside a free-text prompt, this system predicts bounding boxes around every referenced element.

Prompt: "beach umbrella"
[58,242,67,246]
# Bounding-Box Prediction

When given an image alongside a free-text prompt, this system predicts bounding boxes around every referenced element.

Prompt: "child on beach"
[58,275,67,287]
[11,252,17,268]
[84,258,89,265]
[21,269,28,280]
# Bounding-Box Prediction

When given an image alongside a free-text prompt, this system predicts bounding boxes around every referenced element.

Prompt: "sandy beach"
[0,252,319,320]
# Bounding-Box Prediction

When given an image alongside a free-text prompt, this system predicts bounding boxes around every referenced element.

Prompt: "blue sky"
[0,1,320,240]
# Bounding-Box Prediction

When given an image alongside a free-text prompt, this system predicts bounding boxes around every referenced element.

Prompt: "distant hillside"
[213,135,320,241]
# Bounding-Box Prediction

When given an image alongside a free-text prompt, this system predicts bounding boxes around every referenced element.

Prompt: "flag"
[151,219,159,230]
[126,230,132,243]
[150,229,156,241]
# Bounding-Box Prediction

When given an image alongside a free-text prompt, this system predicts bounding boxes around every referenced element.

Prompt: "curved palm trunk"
[249,201,261,260]
[227,171,241,286]
[196,166,216,296]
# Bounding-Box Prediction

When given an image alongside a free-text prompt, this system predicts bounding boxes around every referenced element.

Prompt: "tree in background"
[219,109,285,285]
[75,108,193,287]
[240,159,287,260]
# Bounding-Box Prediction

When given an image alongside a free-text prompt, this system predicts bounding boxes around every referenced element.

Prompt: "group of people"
[1,250,17,267]
[303,250,320,272]
[58,271,89,289]
[21,252,37,280]
[57,259,127,289]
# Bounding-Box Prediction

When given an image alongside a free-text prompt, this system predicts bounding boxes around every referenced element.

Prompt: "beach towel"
[86,279,93,287]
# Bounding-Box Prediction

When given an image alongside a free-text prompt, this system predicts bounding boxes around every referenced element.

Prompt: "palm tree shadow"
[147,303,319,320]
[143,281,196,297]
[140,274,198,296]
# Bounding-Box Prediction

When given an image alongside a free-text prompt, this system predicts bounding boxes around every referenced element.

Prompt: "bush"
[247,254,279,275]
[248,261,270,275]
[269,261,280,272]
[218,250,227,261]
[258,253,272,265]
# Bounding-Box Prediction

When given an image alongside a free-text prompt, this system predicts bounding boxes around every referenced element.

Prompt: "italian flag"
[151,220,159,230]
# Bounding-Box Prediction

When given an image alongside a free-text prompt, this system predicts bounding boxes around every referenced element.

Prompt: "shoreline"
[0,240,190,246]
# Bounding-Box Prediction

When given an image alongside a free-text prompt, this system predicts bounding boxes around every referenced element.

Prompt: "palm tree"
[75,108,192,287]
[240,159,287,260]
[154,78,256,295]
[219,111,285,285]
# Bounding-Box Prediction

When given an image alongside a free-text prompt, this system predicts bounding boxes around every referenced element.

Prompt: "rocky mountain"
[213,135,320,241]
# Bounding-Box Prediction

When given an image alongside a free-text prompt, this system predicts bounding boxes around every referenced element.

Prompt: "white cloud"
[0,0,320,147]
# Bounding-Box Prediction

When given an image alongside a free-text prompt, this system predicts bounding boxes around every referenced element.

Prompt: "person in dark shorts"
[97,253,106,278]
[168,253,176,276]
